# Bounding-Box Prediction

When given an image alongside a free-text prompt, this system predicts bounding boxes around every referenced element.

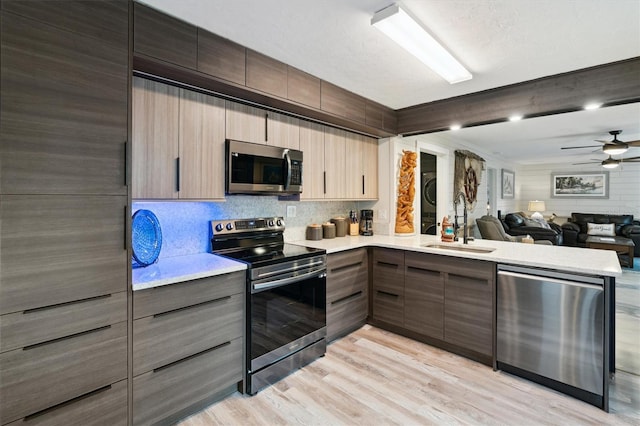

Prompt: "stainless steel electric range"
[211,217,326,395]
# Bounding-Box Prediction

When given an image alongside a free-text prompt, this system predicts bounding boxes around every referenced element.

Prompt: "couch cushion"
[609,215,633,235]
[505,213,525,228]
[587,222,615,236]
[571,213,595,234]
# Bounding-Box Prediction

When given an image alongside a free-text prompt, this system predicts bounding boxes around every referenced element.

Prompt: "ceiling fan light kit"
[564,130,640,168]
[371,3,472,84]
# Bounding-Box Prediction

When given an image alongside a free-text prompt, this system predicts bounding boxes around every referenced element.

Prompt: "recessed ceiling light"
[584,102,602,110]
[509,115,523,122]
[371,4,472,84]
[450,124,461,131]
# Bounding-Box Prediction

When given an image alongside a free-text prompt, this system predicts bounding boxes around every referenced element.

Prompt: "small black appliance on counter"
[360,209,373,236]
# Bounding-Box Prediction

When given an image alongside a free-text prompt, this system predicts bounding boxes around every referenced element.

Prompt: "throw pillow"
[587,222,615,236]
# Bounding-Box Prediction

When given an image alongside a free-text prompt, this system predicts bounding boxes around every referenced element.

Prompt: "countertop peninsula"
[291,234,622,278]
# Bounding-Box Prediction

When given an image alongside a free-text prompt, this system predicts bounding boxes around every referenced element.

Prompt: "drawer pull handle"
[331,291,363,306]
[376,261,399,268]
[330,262,364,273]
[406,265,438,274]
[153,341,231,373]
[377,290,399,298]
[23,325,111,350]
[153,295,231,318]
[22,294,112,314]
[23,385,113,421]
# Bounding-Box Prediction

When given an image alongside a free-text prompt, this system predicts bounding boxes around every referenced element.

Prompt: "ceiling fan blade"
[561,145,602,150]
[627,140,640,146]
[622,156,640,161]
[572,161,598,165]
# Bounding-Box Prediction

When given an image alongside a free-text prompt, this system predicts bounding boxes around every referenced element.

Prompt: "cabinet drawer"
[133,293,243,375]
[133,271,244,319]
[5,379,127,426]
[1,292,126,353]
[327,290,367,341]
[372,248,404,294]
[133,337,243,425]
[0,322,127,424]
[372,289,404,327]
[327,248,368,303]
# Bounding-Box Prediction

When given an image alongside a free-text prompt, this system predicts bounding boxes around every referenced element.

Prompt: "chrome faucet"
[454,192,469,244]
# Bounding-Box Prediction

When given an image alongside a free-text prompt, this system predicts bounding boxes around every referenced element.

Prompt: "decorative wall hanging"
[395,150,418,234]
[454,150,485,210]
[501,169,515,199]
[551,171,609,198]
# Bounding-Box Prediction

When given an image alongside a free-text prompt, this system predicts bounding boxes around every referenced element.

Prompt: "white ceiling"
[140,0,640,164]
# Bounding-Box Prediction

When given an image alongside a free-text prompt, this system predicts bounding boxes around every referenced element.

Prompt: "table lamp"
[528,200,546,220]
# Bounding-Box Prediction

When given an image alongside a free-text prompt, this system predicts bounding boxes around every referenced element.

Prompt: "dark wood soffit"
[396,57,640,136]
[133,54,396,139]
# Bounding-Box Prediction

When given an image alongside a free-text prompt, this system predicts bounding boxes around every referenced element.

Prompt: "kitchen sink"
[423,244,496,254]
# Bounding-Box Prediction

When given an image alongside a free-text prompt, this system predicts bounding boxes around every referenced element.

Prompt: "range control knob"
[276,219,283,227]
[226,223,234,231]
[268,220,275,227]
[214,223,223,232]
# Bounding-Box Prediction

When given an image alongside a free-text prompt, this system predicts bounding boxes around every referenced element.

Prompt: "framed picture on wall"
[550,171,609,198]
[501,169,514,199]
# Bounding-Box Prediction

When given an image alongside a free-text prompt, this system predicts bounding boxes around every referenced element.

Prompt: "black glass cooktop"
[213,242,324,268]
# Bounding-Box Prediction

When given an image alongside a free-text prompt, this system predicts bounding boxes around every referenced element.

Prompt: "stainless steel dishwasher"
[496,265,610,410]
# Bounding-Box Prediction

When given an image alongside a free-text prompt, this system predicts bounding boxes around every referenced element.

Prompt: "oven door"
[249,257,326,373]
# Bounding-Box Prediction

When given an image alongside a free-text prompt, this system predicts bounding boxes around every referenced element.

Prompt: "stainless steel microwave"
[225,139,303,195]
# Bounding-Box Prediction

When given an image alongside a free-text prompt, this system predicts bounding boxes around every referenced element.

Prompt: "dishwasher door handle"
[497,270,603,291]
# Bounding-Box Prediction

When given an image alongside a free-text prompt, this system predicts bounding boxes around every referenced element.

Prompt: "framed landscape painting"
[501,169,514,199]
[551,171,609,199]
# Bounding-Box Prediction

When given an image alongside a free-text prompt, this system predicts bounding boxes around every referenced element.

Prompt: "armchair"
[476,215,552,245]
[502,212,563,245]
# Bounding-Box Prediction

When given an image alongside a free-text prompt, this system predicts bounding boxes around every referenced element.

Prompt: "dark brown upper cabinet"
[321,81,366,124]
[246,50,288,98]
[1,5,128,195]
[287,66,321,109]
[134,2,197,69]
[197,29,246,86]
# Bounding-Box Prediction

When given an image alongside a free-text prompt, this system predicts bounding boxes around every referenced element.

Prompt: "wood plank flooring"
[180,271,640,426]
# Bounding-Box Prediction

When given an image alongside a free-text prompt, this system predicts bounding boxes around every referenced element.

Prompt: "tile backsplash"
[133,197,373,259]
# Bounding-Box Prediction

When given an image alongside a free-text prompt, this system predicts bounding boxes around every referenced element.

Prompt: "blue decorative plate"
[132,209,162,268]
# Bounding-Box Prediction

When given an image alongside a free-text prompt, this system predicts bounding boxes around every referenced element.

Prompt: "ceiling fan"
[573,155,640,168]
[562,130,640,155]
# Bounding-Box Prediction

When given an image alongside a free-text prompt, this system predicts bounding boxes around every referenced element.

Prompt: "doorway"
[420,152,437,235]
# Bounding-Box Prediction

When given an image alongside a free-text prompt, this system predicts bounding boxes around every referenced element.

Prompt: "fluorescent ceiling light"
[509,115,523,122]
[584,102,602,110]
[450,124,461,131]
[372,4,472,84]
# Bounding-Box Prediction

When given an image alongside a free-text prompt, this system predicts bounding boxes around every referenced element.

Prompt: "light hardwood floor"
[181,271,640,426]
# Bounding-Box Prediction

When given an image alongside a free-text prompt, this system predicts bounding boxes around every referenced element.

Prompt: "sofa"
[501,212,563,245]
[561,212,640,256]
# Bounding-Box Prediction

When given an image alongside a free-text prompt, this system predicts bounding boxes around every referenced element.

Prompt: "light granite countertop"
[132,253,247,291]
[291,234,622,278]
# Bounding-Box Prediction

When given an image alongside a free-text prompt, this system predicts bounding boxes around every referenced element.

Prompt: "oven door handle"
[252,269,326,293]
[255,259,325,280]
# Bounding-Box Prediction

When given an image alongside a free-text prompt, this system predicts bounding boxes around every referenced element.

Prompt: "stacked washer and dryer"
[420,152,437,235]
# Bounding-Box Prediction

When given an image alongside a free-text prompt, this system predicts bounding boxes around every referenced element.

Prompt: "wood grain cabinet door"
[326,249,369,341]
[178,89,226,199]
[404,253,444,339]
[0,7,128,195]
[299,121,326,200]
[345,133,378,200]
[132,77,180,199]
[371,248,405,326]
[225,100,267,144]
[323,127,347,199]
[266,111,300,149]
[0,195,127,315]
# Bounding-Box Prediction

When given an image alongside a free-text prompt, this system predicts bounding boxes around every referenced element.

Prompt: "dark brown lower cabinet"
[132,272,245,424]
[404,252,444,340]
[371,248,405,326]
[444,260,495,357]
[370,249,495,363]
[326,248,369,341]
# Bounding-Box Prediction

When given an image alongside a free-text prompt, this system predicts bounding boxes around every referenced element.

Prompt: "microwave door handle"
[284,150,291,190]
